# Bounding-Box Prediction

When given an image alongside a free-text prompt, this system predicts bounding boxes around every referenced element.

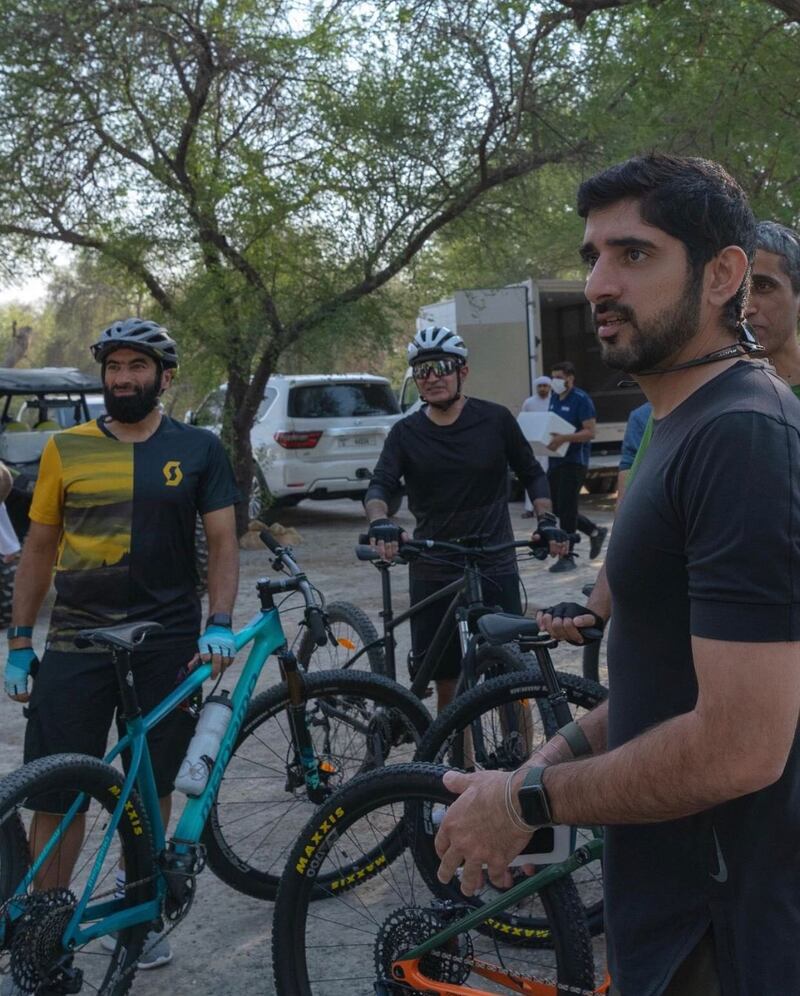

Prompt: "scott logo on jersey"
[163,460,184,486]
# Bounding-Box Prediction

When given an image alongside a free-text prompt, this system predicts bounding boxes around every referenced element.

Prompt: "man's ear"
[161,368,175,392]
[706,246,749,310]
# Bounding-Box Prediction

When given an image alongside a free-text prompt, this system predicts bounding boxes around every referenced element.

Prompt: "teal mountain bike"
[0,531,429,995]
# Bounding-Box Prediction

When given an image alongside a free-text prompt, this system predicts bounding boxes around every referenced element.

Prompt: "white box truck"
[400,280,646,493]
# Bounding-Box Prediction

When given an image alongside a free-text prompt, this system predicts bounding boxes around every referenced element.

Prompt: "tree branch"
[289,140,591,340]
[0,221,173,312]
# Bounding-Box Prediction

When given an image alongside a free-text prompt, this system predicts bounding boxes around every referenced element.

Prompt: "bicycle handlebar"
[355,532,580,563]
[259,530,327,645]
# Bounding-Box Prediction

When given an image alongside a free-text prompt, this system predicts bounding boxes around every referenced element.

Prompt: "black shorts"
[409,573,523,681]
[23,643,199,813]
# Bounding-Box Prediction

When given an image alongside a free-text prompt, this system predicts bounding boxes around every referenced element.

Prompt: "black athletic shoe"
[589,527,608,560]
[549,555,577,573]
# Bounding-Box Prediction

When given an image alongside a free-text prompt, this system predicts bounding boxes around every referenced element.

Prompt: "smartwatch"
[518,766,554,827]
[206,612,233,629]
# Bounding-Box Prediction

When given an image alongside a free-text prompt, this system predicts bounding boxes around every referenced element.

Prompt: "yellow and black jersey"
[30,417,239,652]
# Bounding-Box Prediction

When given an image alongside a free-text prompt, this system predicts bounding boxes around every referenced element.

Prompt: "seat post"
[111,646,142,721]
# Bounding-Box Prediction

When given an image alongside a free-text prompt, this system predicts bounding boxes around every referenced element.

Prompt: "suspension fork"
[378,562,397,681]
[278,647,328,805]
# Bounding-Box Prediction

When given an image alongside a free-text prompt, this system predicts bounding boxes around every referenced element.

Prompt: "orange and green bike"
[272,614,611,996]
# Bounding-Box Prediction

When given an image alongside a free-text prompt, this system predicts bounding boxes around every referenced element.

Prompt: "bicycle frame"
[2,604,290,948]
[391,836,608,996]
[349,558,509,699]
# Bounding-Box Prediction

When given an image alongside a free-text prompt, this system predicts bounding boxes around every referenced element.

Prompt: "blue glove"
[5,647,38,697]
[198,625,236,660]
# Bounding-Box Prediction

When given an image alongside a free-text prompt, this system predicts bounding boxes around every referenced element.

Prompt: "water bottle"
[175,691,233,796]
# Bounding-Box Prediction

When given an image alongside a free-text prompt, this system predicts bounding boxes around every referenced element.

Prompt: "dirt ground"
[0,493,614,995]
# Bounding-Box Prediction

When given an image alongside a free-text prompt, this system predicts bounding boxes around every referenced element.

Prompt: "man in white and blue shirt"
[547,359,607,571]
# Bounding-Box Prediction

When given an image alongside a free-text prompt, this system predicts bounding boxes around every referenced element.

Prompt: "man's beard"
[596,271,703,374]
[103,376,161,423]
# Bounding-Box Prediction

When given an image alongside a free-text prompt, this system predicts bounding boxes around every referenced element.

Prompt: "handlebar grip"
[306,607,327,647]
[529,531,580,548]
[260,529,282,553]
[581,627,604,643]
[355,544,381,561]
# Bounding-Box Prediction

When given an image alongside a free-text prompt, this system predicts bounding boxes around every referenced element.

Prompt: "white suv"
[189,374,402,516]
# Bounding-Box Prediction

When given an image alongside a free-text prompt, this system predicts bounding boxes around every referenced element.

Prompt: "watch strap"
[206,613,233,629]
[557,720,592,758]
[8,626,33,640]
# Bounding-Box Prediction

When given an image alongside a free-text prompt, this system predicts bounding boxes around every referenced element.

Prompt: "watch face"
[519,787,548,827]
[519,769,552,826]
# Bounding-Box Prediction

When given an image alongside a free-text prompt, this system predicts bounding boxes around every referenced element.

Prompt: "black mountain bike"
[349,534,581,697]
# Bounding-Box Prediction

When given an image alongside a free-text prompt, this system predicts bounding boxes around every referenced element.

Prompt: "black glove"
[532,512,569,558]
[540,601,605,643]
[368,518,402,544]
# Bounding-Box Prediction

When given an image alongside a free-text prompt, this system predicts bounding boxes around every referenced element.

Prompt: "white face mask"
[550,378,566,394]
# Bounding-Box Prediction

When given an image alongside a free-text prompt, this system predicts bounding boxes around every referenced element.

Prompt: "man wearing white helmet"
[365,326,566,712]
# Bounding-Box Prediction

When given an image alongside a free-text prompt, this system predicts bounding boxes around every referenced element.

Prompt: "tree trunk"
[4,322,32,367]
[224,356,277,538]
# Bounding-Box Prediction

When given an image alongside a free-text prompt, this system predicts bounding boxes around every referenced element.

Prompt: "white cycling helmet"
[407,326,468,365]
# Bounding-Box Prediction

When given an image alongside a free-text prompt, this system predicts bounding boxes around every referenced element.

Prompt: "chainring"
[374,906,473,989]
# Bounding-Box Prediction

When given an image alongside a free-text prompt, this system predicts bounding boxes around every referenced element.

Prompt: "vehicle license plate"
[339,436,376,447]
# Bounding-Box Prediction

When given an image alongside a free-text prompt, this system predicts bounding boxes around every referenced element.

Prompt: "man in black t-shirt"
[434,155,800,995]
[365,326,566,712]
[4,318,240,971]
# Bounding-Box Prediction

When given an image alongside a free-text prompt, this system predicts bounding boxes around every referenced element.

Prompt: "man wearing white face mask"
[546,360,607,571]
[519,376,552,518]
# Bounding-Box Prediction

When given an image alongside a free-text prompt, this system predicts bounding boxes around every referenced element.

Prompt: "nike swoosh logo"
[710,827,728,884]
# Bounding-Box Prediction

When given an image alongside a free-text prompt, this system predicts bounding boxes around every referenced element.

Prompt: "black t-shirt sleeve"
[197,432,241,515]
[503,409,549,503]
[675,411,800,642]
[365,422,405,505]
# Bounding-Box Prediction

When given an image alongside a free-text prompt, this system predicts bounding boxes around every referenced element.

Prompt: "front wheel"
[203,669,431,900]
[272,764,597,996]
[0,754,155,996]
[296,601,384,674]
[415,669,607,939]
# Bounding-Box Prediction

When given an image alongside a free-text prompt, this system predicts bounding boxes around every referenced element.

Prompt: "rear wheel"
[296,601,384,674]
[248,464,272,521]
[0,754,155,995]
[0,556,17,628]
[415,669,607,939]
[271,764,597,996]
[203,669,430,900]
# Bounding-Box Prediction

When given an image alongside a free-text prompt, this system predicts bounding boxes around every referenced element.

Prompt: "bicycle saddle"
[478,612,541,646]
[75,621,163,651]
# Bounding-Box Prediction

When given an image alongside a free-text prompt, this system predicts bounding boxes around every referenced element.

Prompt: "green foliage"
[0,0,796,521]
[404,0,800,302]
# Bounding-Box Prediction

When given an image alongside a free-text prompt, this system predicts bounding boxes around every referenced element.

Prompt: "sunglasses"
[412,358,461,381]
